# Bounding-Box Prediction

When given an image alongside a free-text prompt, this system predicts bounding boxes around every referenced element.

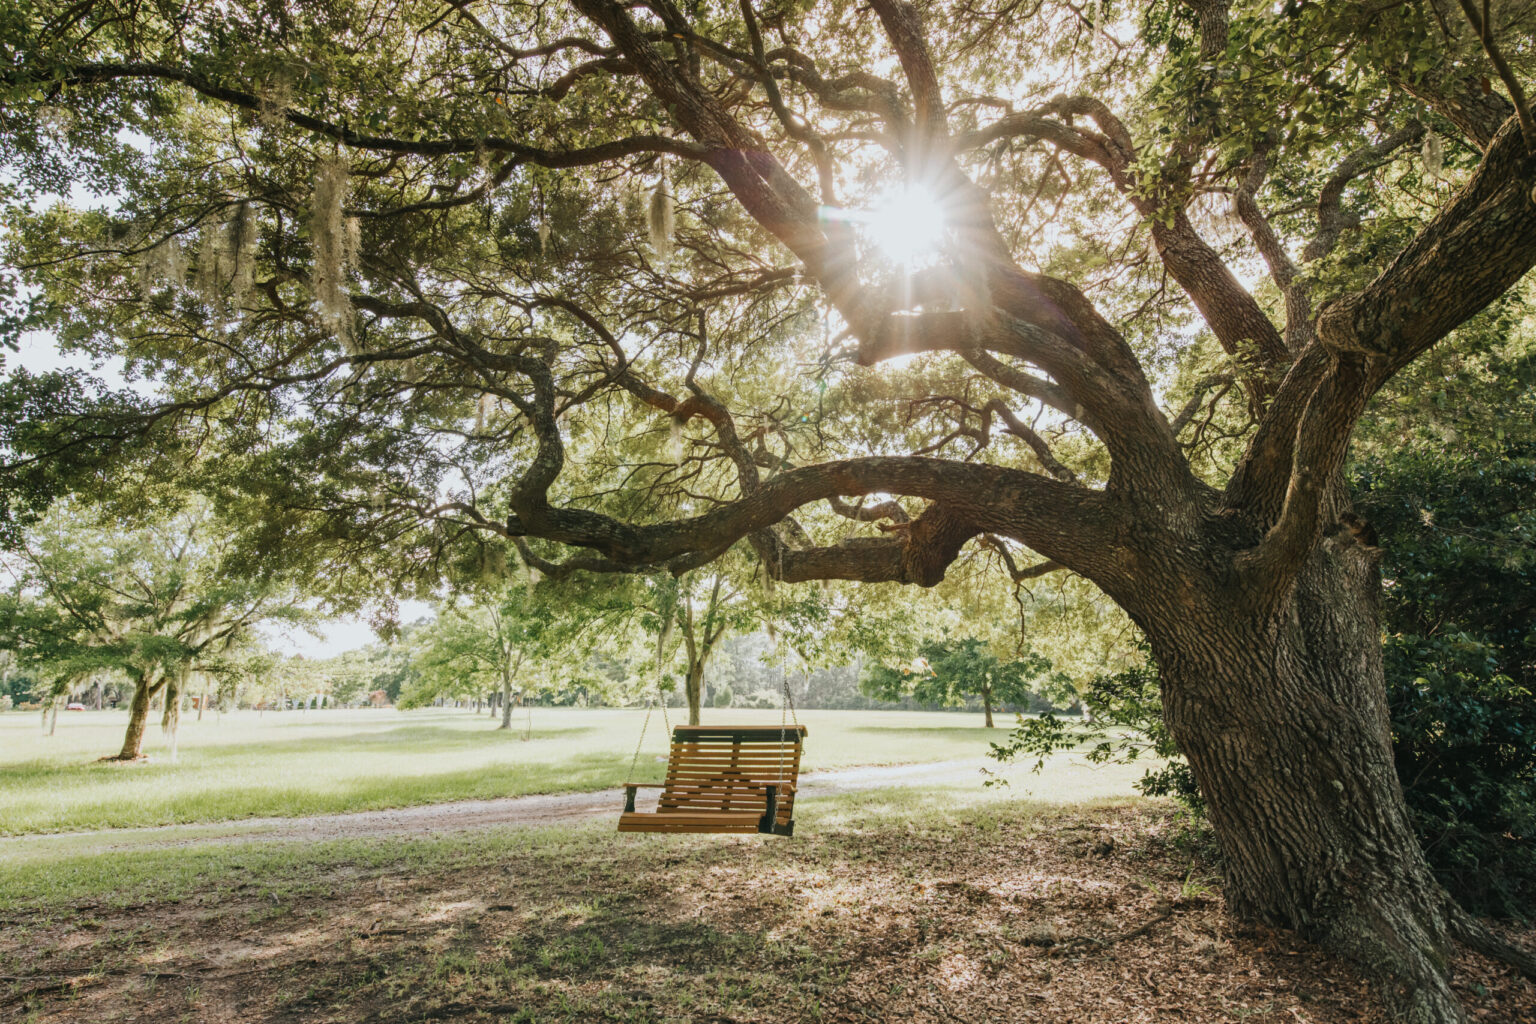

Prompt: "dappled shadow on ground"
[3,801,1533,1023]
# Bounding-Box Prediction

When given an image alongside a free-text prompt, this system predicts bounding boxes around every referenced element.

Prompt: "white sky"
[261,603,435,659]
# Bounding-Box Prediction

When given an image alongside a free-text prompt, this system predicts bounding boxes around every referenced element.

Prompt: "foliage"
[401,570,640,711]
[0,501,302,694]
[0,499,306,751]
[1354,420,1536,919]
[988,642,1200,809]
[862,636,1058,717]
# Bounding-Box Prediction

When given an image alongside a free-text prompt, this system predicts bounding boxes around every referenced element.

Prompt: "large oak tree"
[5,0,1536,1018]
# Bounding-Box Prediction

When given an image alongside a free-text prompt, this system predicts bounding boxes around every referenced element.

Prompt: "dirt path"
[0,758,993,855]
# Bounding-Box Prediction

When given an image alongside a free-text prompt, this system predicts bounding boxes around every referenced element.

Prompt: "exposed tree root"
[1320,899,1467,1024]
[1451,908,1536,980]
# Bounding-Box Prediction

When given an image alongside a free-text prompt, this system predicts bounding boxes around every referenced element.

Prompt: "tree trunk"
[500,672,514,730]
[162,665,186,764]
[1139,540,1467,1022]
[112,674,164,761]
[982,682,994,729]
[685,657,704,726]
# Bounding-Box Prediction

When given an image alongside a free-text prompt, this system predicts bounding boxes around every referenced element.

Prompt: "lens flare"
[864,186,947,265]
[820,185,949,268]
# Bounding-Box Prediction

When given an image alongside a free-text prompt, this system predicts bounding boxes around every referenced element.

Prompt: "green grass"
[0,780,1145,914]
[0,707,1107,835]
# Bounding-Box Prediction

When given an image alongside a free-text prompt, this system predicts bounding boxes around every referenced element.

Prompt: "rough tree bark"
[1125,515,1467,1020]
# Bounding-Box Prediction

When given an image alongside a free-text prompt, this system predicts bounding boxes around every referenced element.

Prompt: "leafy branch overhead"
[6,0,1536,1019]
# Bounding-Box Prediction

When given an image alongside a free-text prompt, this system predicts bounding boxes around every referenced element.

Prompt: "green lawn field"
[0,707,1130,835]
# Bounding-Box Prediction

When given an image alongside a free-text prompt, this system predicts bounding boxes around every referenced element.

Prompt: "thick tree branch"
[1303,125,1425,264]
[507,450,1124,588]
[1315,118,1536,371]
[1452,0,1536,152]
[868,0,947,146]
[1234,357,1372,600]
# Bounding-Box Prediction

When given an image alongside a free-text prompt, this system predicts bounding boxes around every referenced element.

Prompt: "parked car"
[65,702,87,711]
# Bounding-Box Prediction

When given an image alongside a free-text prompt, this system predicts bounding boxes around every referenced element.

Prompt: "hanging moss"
[310,155,355,351]
[137,235,187,300]
[257,75,293,131]
[1421,131,1444,181]
[227,203,257,311]
[647,164,675,259]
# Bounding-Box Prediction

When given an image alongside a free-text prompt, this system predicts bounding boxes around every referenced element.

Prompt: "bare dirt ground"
[2,801,1533,1024]
[0,758,990,854]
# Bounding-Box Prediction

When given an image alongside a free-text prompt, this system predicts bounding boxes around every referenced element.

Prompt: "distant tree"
[403,564,635,723]
[402,603,520,712]
[312,649,376,708]
[644,567,763,725]
[0,502,304,759]
[862,637,1056,727]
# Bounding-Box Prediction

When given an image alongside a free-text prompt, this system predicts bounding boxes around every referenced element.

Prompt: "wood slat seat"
[618,724,807,836]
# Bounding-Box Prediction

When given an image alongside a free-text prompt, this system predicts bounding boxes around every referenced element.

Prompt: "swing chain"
[627,673,674,784]
[627,695,653,783]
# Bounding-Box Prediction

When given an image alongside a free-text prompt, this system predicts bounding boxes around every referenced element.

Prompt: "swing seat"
[618,724,807,836]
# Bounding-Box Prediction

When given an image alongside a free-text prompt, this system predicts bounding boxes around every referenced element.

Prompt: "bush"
[1358,438,1536,919]
[988,643,1200,813]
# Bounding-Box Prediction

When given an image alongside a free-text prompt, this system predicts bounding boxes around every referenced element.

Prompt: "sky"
[260,605,435,659]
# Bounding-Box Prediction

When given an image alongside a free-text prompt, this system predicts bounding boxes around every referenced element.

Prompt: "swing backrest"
[658,724,807,830]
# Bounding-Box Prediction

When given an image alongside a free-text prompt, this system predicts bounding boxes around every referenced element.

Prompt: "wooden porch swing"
[618,723,808,835]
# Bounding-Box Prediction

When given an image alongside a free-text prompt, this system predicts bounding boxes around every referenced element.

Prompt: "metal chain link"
[627,695,653,783]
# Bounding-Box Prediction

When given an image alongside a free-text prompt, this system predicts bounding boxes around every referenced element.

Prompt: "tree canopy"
[0,499,305,756]
[6,0,1536,1018]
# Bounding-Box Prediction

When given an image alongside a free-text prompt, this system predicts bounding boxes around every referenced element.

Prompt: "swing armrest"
[738,780,796,793]
[622,782,667,813]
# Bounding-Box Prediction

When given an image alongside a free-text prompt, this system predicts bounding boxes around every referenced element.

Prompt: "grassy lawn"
[0,707,1097,836]
[4,786,1531,1024]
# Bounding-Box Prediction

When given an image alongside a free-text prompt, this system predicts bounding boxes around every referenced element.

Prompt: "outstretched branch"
[1452,0,1536,152]
[1315,119,1536,372]
[1303,125,1425,264]
[21,62,708,165]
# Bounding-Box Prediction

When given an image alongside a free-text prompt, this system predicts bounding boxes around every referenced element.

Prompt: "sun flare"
[864,186,948,266]
[821,185,949,268]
